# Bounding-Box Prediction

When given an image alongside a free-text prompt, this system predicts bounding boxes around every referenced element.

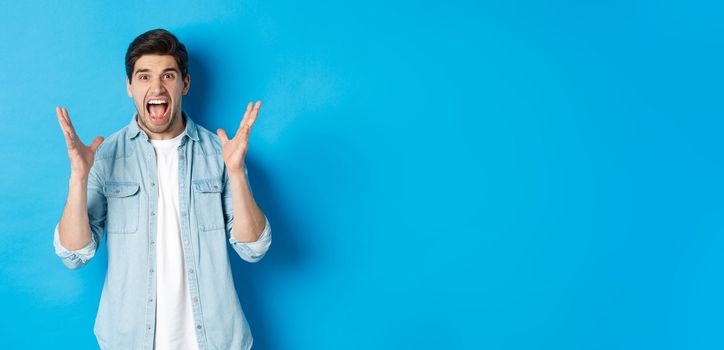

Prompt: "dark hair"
[125,29,188,82]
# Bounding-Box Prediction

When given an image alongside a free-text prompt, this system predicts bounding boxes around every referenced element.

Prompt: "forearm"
[58,175,93,250]
[228,169,266,243]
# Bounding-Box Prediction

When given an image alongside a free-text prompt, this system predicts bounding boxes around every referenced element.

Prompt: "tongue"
[149,104,167,118]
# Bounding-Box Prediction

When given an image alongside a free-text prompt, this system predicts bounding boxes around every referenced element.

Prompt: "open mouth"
[146,97,169,122]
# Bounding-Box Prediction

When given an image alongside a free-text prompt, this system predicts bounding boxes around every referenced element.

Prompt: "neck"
[140,111,186,140]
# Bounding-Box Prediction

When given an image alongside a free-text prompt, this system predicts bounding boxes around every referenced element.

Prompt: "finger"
[237,100,261,137]
[62,107,79,137]
[239,100,261,138]
[59,108,73,137]
[57,106,71,130]
[60,107,70,127]
[62,129,76,150]
[246,100,261,129]
[89,136,104,152]
[63,108,85,147]
[216,128,229,144]
[56,107,68,133]
[232,102,253,140]
[56,107,75,145]
[239,101,254,128]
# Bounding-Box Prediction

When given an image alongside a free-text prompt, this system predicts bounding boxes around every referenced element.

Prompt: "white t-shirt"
[150,133,199,350]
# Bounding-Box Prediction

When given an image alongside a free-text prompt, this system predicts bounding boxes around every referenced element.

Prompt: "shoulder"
[193,123,223,156]
[94,125,134,161]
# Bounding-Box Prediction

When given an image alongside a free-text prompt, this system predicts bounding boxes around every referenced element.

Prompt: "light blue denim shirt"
[53,112,271,350]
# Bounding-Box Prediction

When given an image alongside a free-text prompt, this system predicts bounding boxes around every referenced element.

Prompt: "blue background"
[1,0,722,349]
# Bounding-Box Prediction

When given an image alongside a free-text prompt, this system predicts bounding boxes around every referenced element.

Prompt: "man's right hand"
[56,107,104,180]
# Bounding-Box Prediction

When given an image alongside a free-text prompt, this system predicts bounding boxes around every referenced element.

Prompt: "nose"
[150,76,166,95]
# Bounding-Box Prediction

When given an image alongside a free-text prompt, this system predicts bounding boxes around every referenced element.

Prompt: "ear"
[182,74,191,96]
[126,77,132,98]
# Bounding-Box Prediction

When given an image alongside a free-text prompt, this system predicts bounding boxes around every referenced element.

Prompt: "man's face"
[126,54,190,139]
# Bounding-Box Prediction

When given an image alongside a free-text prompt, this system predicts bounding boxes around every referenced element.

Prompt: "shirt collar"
[127,111,200,142]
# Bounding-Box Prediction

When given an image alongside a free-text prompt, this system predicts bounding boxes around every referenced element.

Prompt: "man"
[53,29,271,350]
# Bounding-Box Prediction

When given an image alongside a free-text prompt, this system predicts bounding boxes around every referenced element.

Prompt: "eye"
[164,73,175,80]
[138,74,149,80]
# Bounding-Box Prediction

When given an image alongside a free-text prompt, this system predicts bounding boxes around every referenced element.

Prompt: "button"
[150,269,154,273]
[114,189,120,193]
[147,325,151,330]
[188,268,194,273]
[151,182,155,187]
[196,325,202,330]
[148,298,153,302]
[151,211,156,216]
[193,297,198,303]
[213,185,219,189]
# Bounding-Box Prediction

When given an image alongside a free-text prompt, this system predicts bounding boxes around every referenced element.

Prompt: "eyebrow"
[134,67,181,75]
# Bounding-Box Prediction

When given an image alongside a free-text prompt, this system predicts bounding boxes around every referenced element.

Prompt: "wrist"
[69,173,89,184]
[228,168,246,178]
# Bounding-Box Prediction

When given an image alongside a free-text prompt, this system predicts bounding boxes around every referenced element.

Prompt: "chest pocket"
[193,178,225,232]
[104,182,140,234]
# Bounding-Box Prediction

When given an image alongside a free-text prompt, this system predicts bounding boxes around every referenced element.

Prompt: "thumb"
[89,136,104,152]
[217,128,229,144]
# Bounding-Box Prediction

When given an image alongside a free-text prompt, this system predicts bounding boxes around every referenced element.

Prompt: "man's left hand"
[217,100,261,175]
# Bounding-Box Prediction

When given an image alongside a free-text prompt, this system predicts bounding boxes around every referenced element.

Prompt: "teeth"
[147,100,167,104]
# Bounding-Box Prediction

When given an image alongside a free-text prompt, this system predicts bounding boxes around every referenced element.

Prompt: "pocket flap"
[105,182,140,197]
[193,179,223,193]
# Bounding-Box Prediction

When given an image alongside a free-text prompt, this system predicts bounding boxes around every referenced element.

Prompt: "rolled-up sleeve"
[229,215,272,263]
[53,223,98,270]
